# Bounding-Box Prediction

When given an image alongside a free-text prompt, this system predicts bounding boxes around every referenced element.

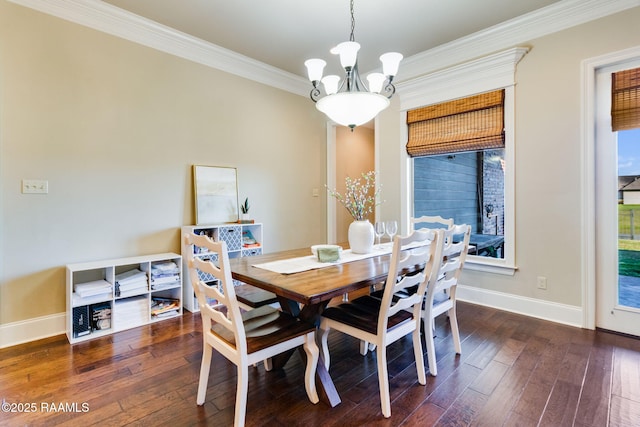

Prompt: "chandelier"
[304,0,402,130]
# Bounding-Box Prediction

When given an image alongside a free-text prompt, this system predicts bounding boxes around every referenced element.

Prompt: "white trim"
[400,111,411,236]
[7,0,639,97]
[500,84,517,272]
[457,284,583,328]
[0,312,66,349]
[374,118,383,223]
[397,47,528,111]
[582,55,598,330]
[464,260,517,276]
[399,0,640,84]
[582,46,640,330]
[326,123,337,244]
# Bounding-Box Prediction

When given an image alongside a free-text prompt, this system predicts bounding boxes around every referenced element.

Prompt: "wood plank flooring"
[2,301,640,426]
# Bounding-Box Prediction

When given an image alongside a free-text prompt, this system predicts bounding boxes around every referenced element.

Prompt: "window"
[397,48,523,274]
[413,149,505,258]
[408,90,505,259]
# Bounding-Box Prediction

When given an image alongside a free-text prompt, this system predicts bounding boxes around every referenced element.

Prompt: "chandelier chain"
[349,0,355,42]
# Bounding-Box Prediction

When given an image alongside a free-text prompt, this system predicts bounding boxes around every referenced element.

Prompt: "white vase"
[348,220,375,254]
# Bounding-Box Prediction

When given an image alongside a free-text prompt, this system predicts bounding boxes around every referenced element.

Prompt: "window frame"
[397,48,525,275]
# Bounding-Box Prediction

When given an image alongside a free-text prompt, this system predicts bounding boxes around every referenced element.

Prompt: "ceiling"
[100,0,563,78]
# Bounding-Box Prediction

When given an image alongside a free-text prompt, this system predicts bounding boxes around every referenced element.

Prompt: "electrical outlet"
[22,179,48,194]
[537,276,547,290]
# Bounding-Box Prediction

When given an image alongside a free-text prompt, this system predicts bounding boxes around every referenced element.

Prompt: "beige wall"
[335,126,374,242]
[0,2,327,324]
[378,7,640,307]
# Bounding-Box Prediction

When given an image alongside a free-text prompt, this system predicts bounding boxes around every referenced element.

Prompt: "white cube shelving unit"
[66,252,182,344]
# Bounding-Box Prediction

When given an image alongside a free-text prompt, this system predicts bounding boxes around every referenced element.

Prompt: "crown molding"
[397,47,529,111]
[397,0,640,83]
[8,0,640,97]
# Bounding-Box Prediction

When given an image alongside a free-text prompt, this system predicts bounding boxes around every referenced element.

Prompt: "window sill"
[464,257,517,275]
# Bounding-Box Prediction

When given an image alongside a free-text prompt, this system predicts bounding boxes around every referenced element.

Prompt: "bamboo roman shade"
[612,67,640,131]
[406,89,505,157]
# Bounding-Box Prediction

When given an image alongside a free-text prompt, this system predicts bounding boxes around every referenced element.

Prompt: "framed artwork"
[193,165,239,224]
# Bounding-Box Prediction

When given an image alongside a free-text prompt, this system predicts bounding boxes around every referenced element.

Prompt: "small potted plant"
[240,197,250,222]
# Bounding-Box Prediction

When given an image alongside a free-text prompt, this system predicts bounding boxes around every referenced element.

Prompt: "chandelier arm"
[343,68,354,92]
[341,63,369,93]
[336,77,347,94]
[354,64,368,91]
[381,81,396,99]
[310,86,322,103]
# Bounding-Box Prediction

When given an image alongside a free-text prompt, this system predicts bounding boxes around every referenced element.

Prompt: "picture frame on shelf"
[193,165,239,225]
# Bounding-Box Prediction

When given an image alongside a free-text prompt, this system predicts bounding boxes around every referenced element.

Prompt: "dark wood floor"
[2,301,640,426]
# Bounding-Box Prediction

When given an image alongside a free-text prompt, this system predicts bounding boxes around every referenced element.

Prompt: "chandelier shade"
[304,0,402,129]
[316,92,390,128]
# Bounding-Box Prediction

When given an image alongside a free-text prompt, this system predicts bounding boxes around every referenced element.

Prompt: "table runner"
[253,242,394,274]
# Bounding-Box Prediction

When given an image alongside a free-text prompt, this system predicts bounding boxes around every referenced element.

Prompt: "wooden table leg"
[277,295,301,317]
[298,301,341,407]
[315,354,341,407]
[268,349,296,370]
[294,345,341,407]
[274,297,341,407]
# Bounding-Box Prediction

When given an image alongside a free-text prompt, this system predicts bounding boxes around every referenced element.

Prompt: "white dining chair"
[422,223,471,376]
[184,232,319,427]
[318,228,444,418]
[358,214,455,357]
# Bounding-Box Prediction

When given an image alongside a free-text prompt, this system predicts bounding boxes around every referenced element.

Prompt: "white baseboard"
[0,287,584,349]
[0,312,66,349]
[457,284,584,328]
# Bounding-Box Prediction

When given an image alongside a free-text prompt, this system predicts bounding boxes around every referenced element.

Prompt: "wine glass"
[385,220,398,243]
[374,221,386,248]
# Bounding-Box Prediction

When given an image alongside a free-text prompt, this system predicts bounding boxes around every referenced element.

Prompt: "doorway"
[594,59,640,336]
[327,123,376,244]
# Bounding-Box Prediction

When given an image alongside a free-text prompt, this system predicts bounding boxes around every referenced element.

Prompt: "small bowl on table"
[311,244,342,262]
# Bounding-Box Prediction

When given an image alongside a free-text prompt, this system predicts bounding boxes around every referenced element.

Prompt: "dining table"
[228,243,398,407]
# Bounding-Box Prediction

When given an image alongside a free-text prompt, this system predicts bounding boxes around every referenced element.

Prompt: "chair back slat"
[396,228,435,267]
[411,215,454,231]
[388,273,425,317]
[440,258,461,276]
[435,275,457,294]
[411,215,456,246]
[443,240,465,258]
